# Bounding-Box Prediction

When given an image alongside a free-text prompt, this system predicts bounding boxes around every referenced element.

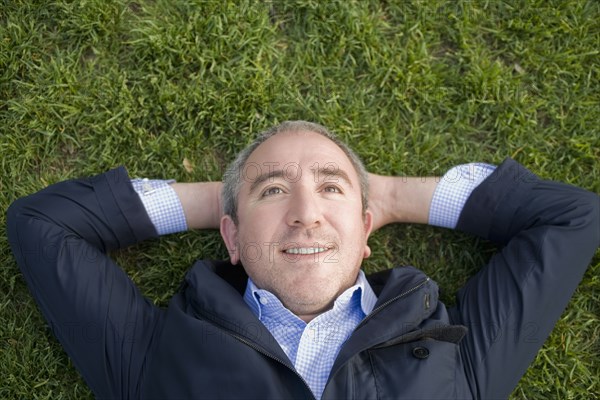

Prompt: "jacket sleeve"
[6,167,162,399]
[448,158,600,398]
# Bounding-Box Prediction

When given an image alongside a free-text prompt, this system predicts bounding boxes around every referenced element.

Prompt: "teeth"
[284,247,328,255]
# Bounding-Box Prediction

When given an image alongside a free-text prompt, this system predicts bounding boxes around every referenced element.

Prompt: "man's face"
[220,130,373,321]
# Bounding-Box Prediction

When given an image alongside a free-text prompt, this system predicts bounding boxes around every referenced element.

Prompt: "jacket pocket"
[368,338,461,400]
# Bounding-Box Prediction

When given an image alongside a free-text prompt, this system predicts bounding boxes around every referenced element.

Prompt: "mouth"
[280,243,335,256]
[283,247,331,255]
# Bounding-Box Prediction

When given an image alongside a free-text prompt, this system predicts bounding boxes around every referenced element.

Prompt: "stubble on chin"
[269,270,358,317]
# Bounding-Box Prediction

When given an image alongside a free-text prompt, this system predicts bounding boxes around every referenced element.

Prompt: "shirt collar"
[243,270,378,321]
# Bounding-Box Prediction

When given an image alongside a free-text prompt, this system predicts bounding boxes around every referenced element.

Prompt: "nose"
[285,187,322,229]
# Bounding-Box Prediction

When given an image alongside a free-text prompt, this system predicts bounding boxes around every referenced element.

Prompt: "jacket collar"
[182,261,440,372]
[182,260,295,368]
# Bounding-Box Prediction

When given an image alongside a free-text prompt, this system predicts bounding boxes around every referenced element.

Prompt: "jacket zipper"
[354,277,431,331]
[193,309,317,400]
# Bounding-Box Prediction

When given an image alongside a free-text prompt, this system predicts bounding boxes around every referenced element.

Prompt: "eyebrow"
[311,167,353,189]
[248,167,354,195]
[249,170,287,195]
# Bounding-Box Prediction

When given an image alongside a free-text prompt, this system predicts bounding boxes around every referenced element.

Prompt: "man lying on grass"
[7,121,599,399]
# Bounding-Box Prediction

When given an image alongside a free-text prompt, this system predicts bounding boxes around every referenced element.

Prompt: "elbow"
[574,191,600,251]
[6,197,29,271]
[6,195,45,245]
[6,197,26,240]
[588,192,600,248]
[7,195,59,276]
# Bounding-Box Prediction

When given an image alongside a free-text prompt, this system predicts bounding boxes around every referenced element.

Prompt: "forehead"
[245,130,357,180]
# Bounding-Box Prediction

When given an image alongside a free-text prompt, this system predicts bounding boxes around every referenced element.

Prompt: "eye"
[323,185,342,193]
[262,186,284,197]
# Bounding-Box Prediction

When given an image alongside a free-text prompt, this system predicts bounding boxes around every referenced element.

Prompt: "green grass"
[1,0,599,398]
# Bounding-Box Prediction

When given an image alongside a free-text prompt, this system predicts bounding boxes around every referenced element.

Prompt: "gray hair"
[222,120,369,224]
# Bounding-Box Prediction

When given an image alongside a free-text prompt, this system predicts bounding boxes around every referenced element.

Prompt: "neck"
[292,299,337,323]
[297,312,321,323]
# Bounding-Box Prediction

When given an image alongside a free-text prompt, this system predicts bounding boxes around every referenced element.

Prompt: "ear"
[220,215,240,265]
[362,209,374,258]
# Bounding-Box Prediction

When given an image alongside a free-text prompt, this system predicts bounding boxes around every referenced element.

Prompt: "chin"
[283,287,338,309]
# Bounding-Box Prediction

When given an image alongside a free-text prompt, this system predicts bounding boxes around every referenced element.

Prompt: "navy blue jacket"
[7,159,599,399]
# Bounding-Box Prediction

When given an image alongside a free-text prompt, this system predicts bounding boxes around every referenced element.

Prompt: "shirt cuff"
[131,178,188,235]
[428,163,496,229]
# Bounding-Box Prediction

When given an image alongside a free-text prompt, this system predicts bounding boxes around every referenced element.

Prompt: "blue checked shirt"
[131,163,495,399]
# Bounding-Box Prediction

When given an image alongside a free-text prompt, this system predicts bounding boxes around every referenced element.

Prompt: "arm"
[7,168,162,399]
[368,173,438,230]
[368,163,493,230]
[170,181,223,230]
[448,159,599,398]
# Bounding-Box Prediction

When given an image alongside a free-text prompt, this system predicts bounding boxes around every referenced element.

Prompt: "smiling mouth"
[283,247,331,255]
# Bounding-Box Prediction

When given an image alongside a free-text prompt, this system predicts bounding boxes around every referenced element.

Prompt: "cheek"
[327,206,365,233]
[236,217,279,263]
[342,218,370,252]
[238,208,278,235]
[241,202,286,224]
[244,215,278,237]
